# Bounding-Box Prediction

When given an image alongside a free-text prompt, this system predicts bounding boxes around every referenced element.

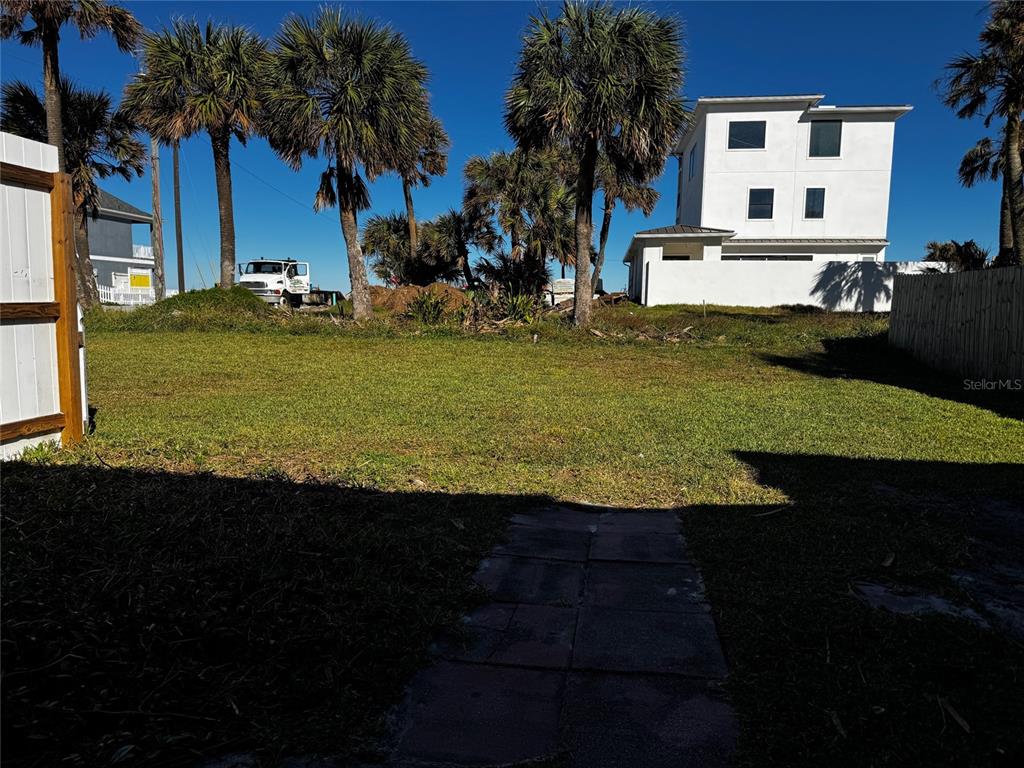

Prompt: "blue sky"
[0,1,1000,293]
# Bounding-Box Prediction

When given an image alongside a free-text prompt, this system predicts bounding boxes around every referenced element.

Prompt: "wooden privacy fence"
[889,266,1023,380]
[0,139,85,457]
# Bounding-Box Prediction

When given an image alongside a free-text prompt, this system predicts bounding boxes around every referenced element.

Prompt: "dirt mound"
[370,283,469,314]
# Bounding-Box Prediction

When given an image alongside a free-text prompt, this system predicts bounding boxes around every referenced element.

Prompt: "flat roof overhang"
[624,228,736,263]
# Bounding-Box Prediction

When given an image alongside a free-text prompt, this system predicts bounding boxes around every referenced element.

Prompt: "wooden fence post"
[51,173,83,445]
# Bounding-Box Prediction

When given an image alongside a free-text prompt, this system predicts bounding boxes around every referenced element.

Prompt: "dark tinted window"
[728,121,766,149]
[805,188,825,218]
[809,121,842,157]
[747,188,774,219]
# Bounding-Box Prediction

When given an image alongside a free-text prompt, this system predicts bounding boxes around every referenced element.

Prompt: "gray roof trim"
[727,237,890,245]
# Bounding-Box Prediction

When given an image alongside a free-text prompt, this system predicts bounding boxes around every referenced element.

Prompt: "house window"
[809,120,842,157]
[747,188,774,219]
[805,188,825,219]
[688,146,696,179]
[728,121,766,149]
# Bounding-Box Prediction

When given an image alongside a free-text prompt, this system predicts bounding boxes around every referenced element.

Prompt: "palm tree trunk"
[41,27,65,172]
[1005,116,1024,266]
[150,137,165,300]
[73,211,99,307]
[209,129,236,289]
[403,178,418,263]
[337,183,372,321]
[173,141,185,293]
[591,200,614,292]
[460,246,475,288]
[572,137,599,327]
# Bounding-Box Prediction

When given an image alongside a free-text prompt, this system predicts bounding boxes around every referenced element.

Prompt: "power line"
[194,134,313,212]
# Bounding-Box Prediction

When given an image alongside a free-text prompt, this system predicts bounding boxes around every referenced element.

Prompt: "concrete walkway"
[388,505,738,767]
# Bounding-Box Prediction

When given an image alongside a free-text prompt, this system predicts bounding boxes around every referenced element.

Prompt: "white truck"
[237,259,316,307]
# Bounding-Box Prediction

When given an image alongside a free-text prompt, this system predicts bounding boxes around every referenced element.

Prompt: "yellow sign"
[129,272,151,288]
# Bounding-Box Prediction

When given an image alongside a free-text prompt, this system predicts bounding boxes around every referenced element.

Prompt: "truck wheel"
[278,293,290,308]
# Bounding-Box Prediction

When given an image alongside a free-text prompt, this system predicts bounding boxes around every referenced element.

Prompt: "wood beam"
[1,162,54,191]
[0,412,65,442]
[51,173,84,445]
[0,301,61,322]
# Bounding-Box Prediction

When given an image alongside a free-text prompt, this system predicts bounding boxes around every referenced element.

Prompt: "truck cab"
[238,260,310,307]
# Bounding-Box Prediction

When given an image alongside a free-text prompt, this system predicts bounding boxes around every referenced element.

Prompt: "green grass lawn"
[3,303,1022,766]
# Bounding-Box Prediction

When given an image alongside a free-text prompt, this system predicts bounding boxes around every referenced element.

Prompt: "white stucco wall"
[640,260,931,311]
[677,119,706,226]
[698,106,896,240]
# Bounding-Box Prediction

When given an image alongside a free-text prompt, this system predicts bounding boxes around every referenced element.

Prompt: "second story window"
[805,188,826,218]
[688,146,696,179]
[747,188,774,219]
[809,120,842,157]
[728,120,766,149]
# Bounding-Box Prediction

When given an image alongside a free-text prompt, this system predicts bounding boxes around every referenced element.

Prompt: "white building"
[625,94,921,310]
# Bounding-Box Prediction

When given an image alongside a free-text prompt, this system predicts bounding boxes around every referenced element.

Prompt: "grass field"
[3,300,1023,767]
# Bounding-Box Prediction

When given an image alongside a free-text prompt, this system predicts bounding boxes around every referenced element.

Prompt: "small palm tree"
[424,207,499,288]
[398,115,449,264]
[593,154,658,291]
[0,0,141,172]
[923,239,990,272]
[1,78,146,305]
[122,20,268,289]
[505,0,686,326]
[942,0,1024,265]
[464,150,534,262]
[262,9,428,320]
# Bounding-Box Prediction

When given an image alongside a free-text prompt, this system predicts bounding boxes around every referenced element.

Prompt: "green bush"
[86,287,274,332]
[405,291,449,324]
[500,293,538,323]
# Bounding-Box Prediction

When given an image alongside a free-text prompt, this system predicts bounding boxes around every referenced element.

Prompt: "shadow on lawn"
[761,332,1024,421]
[0,462,540,768]
[682,452,1024,768]
[4,455,1023,768]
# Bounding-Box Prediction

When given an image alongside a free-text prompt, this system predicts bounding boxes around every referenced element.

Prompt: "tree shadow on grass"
[682,451,1024,768]
[761,332,1024,421]
[0,462,544,768]
[4,455,1024,768]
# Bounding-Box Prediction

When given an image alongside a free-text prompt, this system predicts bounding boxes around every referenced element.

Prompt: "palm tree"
[505,0,685,326]
[262,9,427,320]
[1,78,146,306]
[0,0,141,172]
[464,147,572,287]
[593,155,659,291]
[958,136,1019,265]
[942,0,1024,265]
[464,150,533,262]
[398,114,449,264]
[424,207,499,288]
[122,20,268,289]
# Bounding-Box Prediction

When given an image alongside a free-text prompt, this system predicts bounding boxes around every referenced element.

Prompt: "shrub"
[405,291,449,324]
[500,293,538,323]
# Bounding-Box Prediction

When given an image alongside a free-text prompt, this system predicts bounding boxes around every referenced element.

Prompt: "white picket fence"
[98,285,178,306]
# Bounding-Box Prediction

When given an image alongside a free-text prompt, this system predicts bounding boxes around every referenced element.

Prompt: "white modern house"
[625,94,925,310]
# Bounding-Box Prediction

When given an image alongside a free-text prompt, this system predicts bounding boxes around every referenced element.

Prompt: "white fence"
[98,285,178,306]
[637,259,932,311]
[1,132,85,458]
[889,266,1023,379]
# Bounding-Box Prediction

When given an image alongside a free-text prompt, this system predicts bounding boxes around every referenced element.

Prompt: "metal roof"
[97,189,151,223]
[636,224,735,236]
